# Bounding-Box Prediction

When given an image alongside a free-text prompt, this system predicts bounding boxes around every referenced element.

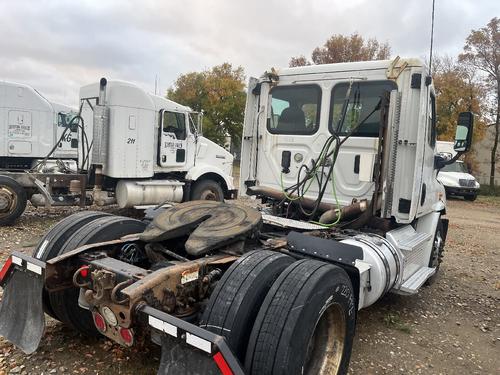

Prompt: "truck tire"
[200,250,293,362]
[32,211,111,318]
[426,218,445,285]
[49,216,146,336]
[0,176,27,226]
[245,260,356,375]
[190,179,224,201]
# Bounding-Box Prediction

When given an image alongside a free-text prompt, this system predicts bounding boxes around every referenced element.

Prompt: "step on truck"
[0,57,473,374]
[0,78,236,225]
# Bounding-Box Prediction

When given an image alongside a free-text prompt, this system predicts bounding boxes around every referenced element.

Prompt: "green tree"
[290,32,391,67]
[167,63,246,147]
[459,17,500,190]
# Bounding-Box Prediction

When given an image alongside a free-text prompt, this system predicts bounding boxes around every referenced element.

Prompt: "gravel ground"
[0,197,499,375]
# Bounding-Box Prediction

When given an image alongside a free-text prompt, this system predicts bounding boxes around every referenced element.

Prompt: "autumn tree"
[289,33,391,67]
[459,17,500,190]
[167,63,246,147]
[433,56,486,172]
[433,56,486,139]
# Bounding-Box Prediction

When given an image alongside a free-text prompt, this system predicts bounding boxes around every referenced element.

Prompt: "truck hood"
[196,136,233,176]
[437,171,479,188]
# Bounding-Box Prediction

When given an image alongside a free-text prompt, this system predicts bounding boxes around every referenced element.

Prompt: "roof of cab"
[274,57,424,77]
[79,79,191,112]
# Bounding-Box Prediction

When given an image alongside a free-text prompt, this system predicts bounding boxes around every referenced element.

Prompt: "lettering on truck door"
[158,110,188,168]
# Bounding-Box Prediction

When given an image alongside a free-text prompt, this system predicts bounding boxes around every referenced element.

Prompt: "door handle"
[354,155,360,174]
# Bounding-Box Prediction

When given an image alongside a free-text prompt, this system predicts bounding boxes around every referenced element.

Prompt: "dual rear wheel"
[201,251,356,375]
[33,211,146,335]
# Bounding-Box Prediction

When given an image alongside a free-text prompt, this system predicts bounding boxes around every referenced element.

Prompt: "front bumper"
[445,186,478,196]
[0,252,244,375]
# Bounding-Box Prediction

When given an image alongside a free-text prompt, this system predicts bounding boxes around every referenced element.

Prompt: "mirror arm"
[435,151,463,170]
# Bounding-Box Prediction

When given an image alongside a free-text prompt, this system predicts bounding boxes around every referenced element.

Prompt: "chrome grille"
[459,179,475,187]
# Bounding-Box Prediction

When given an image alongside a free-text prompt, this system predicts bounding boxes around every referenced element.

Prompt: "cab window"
[329,81,397,137]
[163,111,186,140]
[267,85,321,135]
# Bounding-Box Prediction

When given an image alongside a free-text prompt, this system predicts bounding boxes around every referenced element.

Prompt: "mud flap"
[0,253,46,354]
[140,306,244,375]
[158,335,221,375]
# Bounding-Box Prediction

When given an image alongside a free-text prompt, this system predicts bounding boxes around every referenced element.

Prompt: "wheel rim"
[304,302,346,375]
[431,229,443,268]
[199,189,218,201]
[0,185,17,218]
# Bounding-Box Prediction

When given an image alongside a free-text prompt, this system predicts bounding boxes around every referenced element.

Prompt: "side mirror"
[454,112,474,153]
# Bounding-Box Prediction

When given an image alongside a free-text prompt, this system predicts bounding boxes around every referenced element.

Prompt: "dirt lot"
[0,197,499,375]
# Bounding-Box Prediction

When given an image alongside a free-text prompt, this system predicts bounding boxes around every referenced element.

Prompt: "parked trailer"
[0,78,236,225]
[0,58,474,374]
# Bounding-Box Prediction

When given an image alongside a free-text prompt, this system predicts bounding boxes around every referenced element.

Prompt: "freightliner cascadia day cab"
[0,78,235,225]
[0,58,473,375]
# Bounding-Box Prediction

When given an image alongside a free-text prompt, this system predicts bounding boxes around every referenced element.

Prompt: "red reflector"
[0,257,13,283]
[213,352,233,375]
[93,312,106,332]
[80,267,89,278]
[119,327,134,345]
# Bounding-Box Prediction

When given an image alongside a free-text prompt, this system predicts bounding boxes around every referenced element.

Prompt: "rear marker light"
[26,262,42,275]
[119,328,134,345]
[93,312,106,332]
[0,257,13,283]
[79,266,89,278]
[148,315,178,338]
[186,332,212,353]
[213,352,233,375]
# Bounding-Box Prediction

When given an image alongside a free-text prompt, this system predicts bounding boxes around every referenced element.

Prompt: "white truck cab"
[241,58,445,224]
[80,79,235,207]
[240,57,474,298]
[0,78,235,225]
[0,80,78,167]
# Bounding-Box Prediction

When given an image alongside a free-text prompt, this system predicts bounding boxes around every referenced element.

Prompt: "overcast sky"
[0,0,498,106]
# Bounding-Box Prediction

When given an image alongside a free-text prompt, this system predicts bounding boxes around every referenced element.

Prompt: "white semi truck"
[0,78,235,225]
[0,58,473,375]
[0,80,78,164]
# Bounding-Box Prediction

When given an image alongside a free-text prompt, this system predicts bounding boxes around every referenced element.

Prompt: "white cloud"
[0,0,498,106]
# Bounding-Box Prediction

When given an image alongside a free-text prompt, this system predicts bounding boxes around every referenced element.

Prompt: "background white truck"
[0,78,235,225]
[0,80,78,166]
[436,140,480,200]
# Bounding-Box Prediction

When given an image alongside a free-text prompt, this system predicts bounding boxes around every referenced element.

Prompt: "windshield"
[441,161,468,173]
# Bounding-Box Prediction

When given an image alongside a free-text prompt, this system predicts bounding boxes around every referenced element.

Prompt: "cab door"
[54,112,79,158]
[158,110,188,168]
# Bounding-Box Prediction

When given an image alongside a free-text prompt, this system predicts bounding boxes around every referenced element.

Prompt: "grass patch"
[479,184,500,196]
[383,313,412,334]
